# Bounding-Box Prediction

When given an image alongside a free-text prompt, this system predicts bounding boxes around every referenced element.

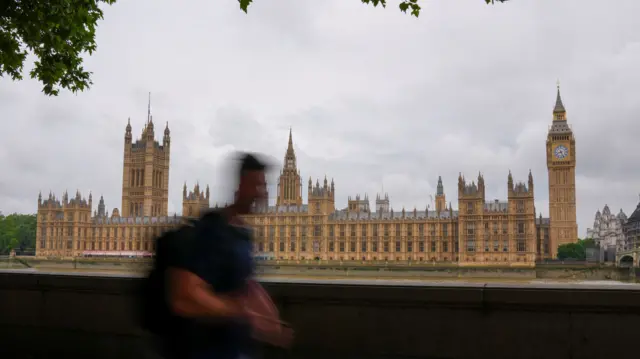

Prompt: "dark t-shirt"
[166,210,255,359]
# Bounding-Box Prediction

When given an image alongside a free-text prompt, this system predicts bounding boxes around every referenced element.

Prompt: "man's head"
[235,153,268,214]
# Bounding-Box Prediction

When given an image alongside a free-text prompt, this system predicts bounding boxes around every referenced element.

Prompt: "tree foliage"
[557,238,595,261]
[1,0,507,97]
[239,0,509,18]
[0,0,116,96]
[0,213,37,255]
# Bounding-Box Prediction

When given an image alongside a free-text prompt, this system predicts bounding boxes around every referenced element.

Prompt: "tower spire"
[287,127,293,152]
[437,176,443,196]
[553,80,566,116]
[147,92,152,123]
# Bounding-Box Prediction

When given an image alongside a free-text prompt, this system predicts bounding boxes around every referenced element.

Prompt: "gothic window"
[301,240,306,252]
[329,241,335,252]
[350,241,356,252]
[361,240,367,252]
[395,241,401,252]
[419,241,425,252]
[279,241,285,252]
[339,241,345,252]
[467,202,474,214]
[395,224,401,237]
[383,241,389,252]
[432,241,438,252]
[361,224,367,236]
[407,241,413,252]
[313,240,320,252]
[407,225,413,237]
[442,241,449,253]
[290,240,295,252]
[517,240,526,252]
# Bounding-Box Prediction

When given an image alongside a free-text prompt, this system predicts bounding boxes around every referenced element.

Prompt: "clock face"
[554,145,568,160]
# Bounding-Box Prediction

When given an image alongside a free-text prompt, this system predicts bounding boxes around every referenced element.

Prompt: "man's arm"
[166,267,243,319]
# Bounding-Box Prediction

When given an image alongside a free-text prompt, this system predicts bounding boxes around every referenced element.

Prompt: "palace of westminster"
[35,87,579,265]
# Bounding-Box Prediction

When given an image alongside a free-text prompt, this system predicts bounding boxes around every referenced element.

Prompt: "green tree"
[0,213,37,255]
[557,238,595,261]
[2,0,507,97]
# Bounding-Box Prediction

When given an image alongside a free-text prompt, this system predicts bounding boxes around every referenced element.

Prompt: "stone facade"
[546,85,578,258]
[586,205,627,261]
[35,86,578,264]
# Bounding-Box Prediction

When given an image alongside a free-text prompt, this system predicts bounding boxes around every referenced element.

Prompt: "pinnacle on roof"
[553,82,566,114]
[436,176,444,196]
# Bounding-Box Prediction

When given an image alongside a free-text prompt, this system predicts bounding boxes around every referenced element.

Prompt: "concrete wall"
[1,270,640,359]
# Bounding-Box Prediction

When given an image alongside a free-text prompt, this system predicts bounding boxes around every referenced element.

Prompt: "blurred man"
[164,153,292,359]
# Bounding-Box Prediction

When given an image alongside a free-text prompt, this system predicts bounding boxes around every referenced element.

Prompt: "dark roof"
[553,87,566,114]
[627,202,640,224]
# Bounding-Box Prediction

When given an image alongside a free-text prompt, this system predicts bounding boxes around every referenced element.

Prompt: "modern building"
[35,86,579,265]
[586,205,627,261]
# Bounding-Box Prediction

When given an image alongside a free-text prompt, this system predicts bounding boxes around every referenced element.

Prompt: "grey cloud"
[1,0,639,236]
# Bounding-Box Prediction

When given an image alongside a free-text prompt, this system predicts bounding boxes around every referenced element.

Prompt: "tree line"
[0,213,37,255]
[556,238,596,261]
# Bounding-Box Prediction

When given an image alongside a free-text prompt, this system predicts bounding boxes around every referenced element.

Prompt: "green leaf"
[239,0,253,12]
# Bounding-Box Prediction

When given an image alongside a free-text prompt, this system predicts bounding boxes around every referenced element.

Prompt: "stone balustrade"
[1,270,640,359]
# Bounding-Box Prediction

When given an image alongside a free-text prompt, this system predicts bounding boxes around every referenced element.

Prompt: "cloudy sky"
[1,0,639,236]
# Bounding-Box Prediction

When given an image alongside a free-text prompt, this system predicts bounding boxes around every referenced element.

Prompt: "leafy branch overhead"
[0,0,117,96]
[239,0,509,17]
[0,0,507,98]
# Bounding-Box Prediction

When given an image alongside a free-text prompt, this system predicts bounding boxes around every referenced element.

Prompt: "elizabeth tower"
[546,85,578,258]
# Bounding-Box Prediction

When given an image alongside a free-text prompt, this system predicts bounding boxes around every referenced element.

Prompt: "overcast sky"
[1,0,639,236]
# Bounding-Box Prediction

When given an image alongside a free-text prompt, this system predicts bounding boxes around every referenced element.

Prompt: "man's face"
[238,170,267,208]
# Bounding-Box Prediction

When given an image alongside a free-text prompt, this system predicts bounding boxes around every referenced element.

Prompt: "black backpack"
[138,222,197,335]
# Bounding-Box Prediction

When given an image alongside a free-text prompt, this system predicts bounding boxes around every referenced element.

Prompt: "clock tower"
[546,84,578,258]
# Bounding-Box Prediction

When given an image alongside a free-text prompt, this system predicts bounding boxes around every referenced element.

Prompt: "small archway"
[619,255,634,268]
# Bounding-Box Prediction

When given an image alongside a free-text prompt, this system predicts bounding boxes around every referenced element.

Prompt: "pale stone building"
[36,86,578,265]
[546,84,578,258]
[586,205,627,261]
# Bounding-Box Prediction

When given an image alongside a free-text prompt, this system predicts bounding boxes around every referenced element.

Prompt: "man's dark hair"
[238,153,268,180]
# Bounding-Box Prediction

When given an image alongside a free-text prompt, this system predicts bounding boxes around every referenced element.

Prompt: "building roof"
[627,202,640,224]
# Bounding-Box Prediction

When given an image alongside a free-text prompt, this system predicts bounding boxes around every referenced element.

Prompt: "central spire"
[553,81,566,116]
[147,92,152,123]
[287,127,294,154]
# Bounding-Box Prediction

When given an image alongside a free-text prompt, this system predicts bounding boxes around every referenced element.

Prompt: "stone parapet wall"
[1,270,640,359]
